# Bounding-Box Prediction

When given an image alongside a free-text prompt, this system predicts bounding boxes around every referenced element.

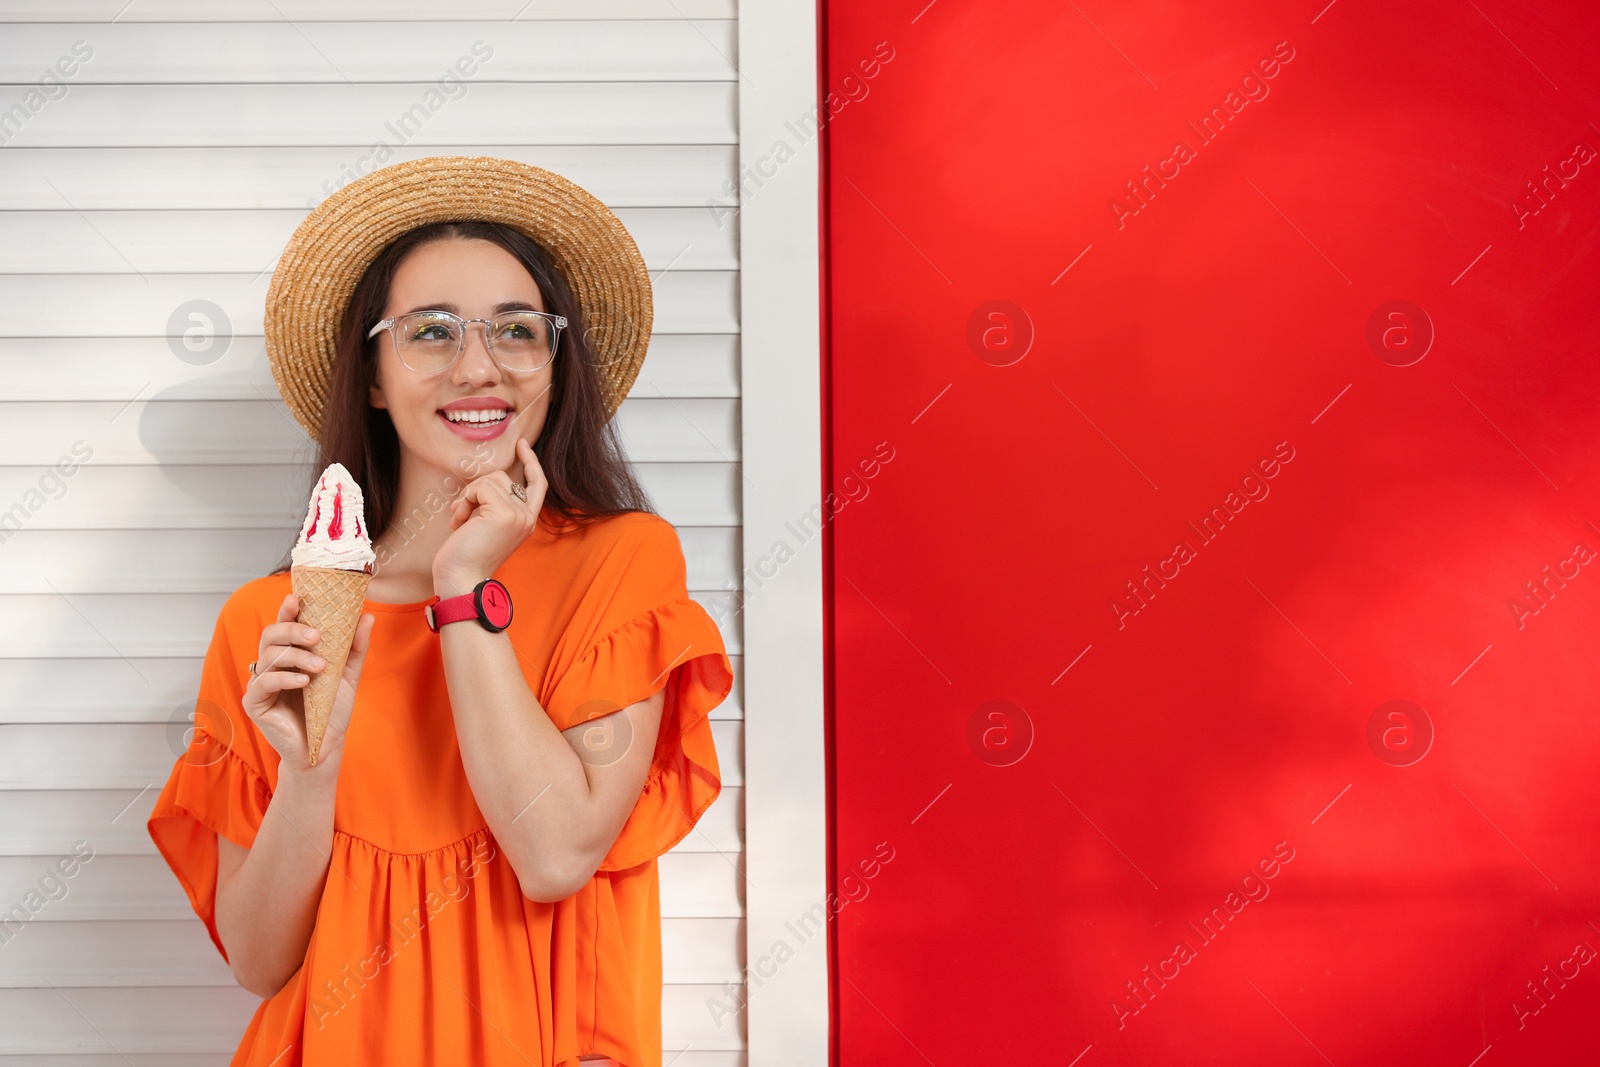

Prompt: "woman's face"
[368,236,555,484]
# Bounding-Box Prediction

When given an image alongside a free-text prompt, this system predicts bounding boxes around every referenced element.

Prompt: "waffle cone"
[290,565,371,764]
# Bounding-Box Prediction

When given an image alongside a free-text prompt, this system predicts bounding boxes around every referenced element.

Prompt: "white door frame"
[736,1,830,1063]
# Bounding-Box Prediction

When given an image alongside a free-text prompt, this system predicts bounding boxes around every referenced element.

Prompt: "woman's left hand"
[432,437,548,594]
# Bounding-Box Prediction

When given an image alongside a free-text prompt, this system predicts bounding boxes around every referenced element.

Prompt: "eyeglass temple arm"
[367,318,394,339]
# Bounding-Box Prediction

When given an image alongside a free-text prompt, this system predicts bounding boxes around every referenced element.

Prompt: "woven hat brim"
[265,155,654,441]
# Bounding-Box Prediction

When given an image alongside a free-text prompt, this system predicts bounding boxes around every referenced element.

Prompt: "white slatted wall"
[0,4,747,1063]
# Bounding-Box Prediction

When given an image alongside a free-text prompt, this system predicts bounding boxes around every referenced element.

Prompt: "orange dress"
[147,510,733,1066]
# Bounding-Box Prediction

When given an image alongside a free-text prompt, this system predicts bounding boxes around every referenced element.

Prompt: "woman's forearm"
[215,773,338,997]
[437,616,604,900]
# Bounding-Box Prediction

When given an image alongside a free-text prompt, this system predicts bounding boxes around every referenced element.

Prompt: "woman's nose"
[451,323,502,385]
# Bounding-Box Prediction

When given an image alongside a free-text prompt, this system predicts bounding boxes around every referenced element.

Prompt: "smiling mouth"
[439,408,512,425]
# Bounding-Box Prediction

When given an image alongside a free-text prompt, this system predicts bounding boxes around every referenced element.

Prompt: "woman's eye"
[501,324,534,340]
[413,325,453,342]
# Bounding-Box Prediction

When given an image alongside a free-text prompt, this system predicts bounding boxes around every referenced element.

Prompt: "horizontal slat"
[0,986,260,1054]
[0,397,738,464]
[0,917,741,986]
[0,0,737,18]
[0,334,740,402]
[0,659,229,723]
[0,270,738,336]
[0,922,233,987]
[0,83,736,148]
[0,22,737,83]
[0,1055,747,1067]
[0,144,737,210]
[0,207,735,273]
[0,461,742,528]
[0,531,293,592]
[0,785,741,855]
[0,653,745,724]
[0,849,741,921]
[0,985,745,1053]
[0,588,740,659]
[0,1056,232,1067]
[662,850,744,918]
[0,721,743,789]
[0,526,742,595]
[0,855,188,922]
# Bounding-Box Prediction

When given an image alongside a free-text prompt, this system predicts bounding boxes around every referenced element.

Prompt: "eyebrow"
[401,301,544,315]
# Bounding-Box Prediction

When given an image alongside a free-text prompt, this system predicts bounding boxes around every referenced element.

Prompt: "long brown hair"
[270,220,654,575]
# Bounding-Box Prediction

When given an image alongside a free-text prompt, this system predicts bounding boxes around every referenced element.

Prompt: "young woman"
[148,158,733,1067]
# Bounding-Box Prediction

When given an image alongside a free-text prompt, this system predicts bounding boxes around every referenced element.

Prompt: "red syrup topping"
[306,485,321,543]
[329,485,345,539]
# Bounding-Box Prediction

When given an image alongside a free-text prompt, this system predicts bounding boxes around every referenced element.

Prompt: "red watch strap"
[425,591,479,632]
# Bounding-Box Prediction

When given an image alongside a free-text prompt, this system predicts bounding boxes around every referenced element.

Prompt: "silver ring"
[509,482,527,503]
[247,660,258,677]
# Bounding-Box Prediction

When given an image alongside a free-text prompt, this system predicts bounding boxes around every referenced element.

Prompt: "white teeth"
[443,409,508,424]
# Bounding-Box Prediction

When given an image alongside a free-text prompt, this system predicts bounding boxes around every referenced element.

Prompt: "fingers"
[242,656,310,719]
[262,594,321,662]
[450,480,508,526]
[259,643,326,678]
[245,593,324,718]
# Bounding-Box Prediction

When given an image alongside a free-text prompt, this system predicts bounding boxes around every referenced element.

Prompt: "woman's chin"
[402,411,540,481]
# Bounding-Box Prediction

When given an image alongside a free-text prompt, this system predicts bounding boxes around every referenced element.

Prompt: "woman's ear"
[368,368,386,409]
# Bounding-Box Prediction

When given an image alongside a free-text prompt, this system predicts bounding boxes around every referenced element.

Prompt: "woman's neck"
[369,450,489,603]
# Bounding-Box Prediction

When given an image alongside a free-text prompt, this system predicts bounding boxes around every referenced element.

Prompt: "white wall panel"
[0,986,744,1055]
[0,788,742,856]
[0,917,742,986]
[0,1060,756,1067]
[0,589,740,658]
[0,334,740,402]
[0,851,741,921]
[0,208,736,273]
[0,397,739,464]
[0,654,745,725]
[0,145,737,210]
[0,271,738,336]
[0,22,737,83]
[1,84,735,147]
[0,463,741,528]
[3,1,737,19]
[0,526,742,596]
[0,6,750,1062]
[0,722,743,789]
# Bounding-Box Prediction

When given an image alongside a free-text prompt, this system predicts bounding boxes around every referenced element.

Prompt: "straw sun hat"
[264,155,654,442]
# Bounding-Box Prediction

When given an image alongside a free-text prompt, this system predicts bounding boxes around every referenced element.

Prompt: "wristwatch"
[425,578,514,634]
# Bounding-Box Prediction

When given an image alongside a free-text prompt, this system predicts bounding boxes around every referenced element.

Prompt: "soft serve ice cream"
[289,462,375,764]
[292,462,376,574]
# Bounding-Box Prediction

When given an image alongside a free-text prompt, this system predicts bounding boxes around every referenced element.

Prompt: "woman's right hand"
[242,592,376,777]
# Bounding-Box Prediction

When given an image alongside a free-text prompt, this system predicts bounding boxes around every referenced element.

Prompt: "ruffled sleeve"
[539,516,734,871]
[147,581,281,963]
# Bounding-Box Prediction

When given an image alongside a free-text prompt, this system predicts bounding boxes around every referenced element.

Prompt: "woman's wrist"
[274,762,339,809]
[433,568,485,599]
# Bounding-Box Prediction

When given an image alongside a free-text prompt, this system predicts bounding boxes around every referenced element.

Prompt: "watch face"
[478,579,513,631]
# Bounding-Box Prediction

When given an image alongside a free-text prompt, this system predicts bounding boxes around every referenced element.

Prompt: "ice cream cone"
[291,564,371,764]
[289,462,375,764]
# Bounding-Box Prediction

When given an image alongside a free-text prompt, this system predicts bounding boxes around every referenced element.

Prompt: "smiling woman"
[146,157,734,1067]
[297,215,651,595]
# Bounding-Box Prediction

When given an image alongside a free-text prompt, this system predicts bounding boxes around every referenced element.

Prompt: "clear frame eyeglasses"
[367,309,568,374]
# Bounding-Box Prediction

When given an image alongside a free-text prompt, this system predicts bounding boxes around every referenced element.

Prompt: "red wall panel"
[822,2,1600,1063]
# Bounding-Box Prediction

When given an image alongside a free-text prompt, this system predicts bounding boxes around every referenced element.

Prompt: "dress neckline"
[362,595,433,613]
